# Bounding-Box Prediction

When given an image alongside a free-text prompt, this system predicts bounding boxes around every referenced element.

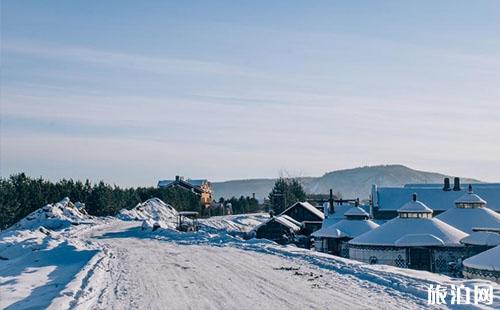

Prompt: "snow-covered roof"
[454,185,487,205]
[253,215,301,232]
[460,231,500,246]
[374,183,500,212]
[282,202,325,220]
[344,207,369,217]
[397,195,433,213]
[272,216,301,232]
[463,245,500,271]
[312,218,379,239]
[436,206,500,234]
[280,214,302,227]
[395,234,445,247]
[349,216,468,247]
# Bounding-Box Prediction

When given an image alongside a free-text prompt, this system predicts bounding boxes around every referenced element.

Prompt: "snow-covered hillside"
[1,201,499,309]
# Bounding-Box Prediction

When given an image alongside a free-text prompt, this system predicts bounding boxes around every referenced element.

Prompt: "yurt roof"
[436,206,500,234]
[463,245,500,271]
[349,217,467,247]
[460,231,500,246]
[312,219,379,239]
[344,206,369,217]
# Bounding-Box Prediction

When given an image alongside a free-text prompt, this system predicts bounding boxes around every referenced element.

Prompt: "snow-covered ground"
[1,200,499,309]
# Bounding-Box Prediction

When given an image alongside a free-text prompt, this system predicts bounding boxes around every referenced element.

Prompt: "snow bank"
[117,198,178,230]
[200,213,269,233]
[8,198,93,231]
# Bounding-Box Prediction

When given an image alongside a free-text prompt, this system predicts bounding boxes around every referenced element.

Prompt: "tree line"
[0,173,259,230]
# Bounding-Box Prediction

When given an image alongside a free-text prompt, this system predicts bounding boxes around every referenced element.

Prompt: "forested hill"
[211,165,479,200]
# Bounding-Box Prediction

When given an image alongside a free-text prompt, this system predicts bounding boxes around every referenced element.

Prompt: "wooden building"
[158,176,212,206]
[280,202,324,236]
[252,215,301,245]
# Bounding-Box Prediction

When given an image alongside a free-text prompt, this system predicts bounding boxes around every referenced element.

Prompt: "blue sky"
[1,1,500,186]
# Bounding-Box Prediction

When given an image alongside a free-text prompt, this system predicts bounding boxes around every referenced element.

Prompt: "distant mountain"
[211,165,480,200]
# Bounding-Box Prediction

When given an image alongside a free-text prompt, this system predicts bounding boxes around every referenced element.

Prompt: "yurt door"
[408,248,431,271]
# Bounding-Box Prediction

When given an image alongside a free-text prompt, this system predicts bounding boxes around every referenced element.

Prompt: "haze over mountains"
[211,165,480,200]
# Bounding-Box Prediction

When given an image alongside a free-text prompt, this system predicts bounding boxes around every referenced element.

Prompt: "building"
[460,227,500,258]
[349,194,468,273]
[436,185,500,234]
[252,214,301,245]
[280,201,324,236]
[158,176,212,206]
[463,243,500,283]
[371,178,500,219]
[312,206,379,257]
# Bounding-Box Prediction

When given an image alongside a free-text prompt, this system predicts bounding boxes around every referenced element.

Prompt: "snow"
[344,206,369,217]
[397,198,433,213]
[8,197,93,231]
[252,215,302,233]
[349,217,468,247]
[312,219,379,239]
[436,206,500,234]
[461,231,500,246]
[2,208,500,309]
[395,234,445,247]
[117,198,178,230]
[463,245,500,271]
[282,201,325,220]
[455,186,487,205]
[200,213,269,233]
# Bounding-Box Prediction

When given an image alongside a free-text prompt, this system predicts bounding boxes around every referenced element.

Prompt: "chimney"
[443,178,451,191]
[329,189,335,213]
[355,198,360,207]
[252,192,255,199]
[269,210,274,218]
[175,175,180,181]
[412,193,417,202]
[453,177,461,191]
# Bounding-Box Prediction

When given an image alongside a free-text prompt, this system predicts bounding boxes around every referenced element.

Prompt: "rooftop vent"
[443,177,451,191]
[453,177,461,191]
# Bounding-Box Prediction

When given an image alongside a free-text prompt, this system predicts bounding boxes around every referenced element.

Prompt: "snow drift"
[117,198,178,230]
[8,197,93,231]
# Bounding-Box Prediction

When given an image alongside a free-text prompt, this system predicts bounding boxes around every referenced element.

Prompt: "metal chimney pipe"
[443,178,451,191]
[329,189,335,213]
[453,177,461,191]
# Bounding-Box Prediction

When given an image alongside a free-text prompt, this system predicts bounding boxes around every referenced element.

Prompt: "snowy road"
[57,221,430,310]
[3,218,499,309]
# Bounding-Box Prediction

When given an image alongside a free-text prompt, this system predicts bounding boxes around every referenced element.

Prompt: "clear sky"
[1,1,500,186]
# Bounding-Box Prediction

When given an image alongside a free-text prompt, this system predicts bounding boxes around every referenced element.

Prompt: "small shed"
[280,202,324,235]
[253,215,301,245]
[349,194,468,274]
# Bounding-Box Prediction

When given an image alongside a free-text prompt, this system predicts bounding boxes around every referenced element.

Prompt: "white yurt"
[312,206,379,257]
[349,194,468,273]
[436,184,500,234]
[463,245,500,283]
